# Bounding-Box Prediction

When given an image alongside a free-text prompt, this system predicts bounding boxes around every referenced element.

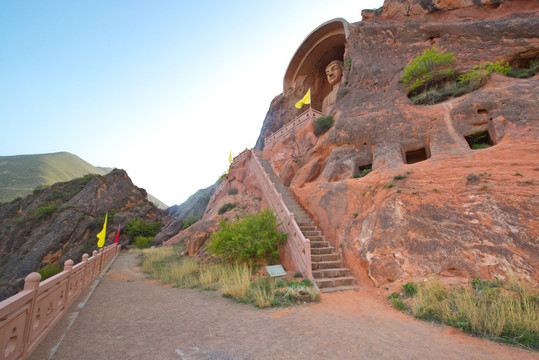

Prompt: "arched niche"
[283,18,349,112]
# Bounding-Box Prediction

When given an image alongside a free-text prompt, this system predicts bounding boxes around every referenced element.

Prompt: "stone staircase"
[259,160,358,293]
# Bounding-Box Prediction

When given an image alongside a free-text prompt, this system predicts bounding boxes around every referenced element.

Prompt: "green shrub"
[182,214,201,230]
[227,188,238,195]
[313,116,334,137]
[134,236,154,249]
[208,209,287,264]
[34,204,57,218]
[507,60,538,78]
[401,46,456,97]
[457,61,510,91]
[125,218,162,237]
[217,202,237,215]
[403,282,418,296]
[354,169,372,178]
[392,298,406,311]
[37,264,62,280]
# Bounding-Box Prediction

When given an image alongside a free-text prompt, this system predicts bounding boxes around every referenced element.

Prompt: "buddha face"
[325,60,343,86]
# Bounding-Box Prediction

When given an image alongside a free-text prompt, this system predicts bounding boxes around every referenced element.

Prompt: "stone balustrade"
[0,244,120,360]
[249,151,313,280]
[264,108,325,148]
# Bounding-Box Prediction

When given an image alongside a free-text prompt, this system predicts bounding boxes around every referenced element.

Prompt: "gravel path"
[31,252,538,360]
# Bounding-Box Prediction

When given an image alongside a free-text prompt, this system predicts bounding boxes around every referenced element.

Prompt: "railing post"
[92,250,98,279]
[22,272,41,358]
[99,249,104,271]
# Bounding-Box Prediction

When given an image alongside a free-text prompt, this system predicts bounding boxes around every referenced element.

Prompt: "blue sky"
[0,0,384,206]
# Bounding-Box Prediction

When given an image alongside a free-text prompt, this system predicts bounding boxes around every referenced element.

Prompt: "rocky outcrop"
[256,1,538,287]
[0,169,162,300]
[154,182,217,245]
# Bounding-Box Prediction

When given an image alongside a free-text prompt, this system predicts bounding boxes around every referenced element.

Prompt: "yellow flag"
[96,213,108,248]
[295,88,311,109]
[228,151,232,164]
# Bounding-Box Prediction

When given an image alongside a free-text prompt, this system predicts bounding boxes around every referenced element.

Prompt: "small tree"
[207,209,287,264]
[401,46,455,96]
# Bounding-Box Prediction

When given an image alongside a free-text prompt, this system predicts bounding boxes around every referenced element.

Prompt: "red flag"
[114,225,120,243]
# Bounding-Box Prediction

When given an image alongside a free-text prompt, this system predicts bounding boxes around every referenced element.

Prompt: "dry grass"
[219,263,251,299]
[411,279,539,349]
[139,247,320,309]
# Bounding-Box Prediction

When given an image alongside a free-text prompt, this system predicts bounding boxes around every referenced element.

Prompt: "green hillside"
[0,152,109,202]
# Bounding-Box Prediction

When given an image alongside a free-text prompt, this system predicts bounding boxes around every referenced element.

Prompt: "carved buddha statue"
[321,60,344,114]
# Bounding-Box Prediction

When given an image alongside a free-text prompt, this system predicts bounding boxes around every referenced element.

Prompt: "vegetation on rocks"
[37,263,62,281]
[313,115,334,137]
[402,46,512,105]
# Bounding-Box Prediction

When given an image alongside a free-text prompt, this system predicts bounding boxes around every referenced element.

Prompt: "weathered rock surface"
[256,1,538,287]
[0,169,162,300]
[164,157,264,257]
[154,182,217,245]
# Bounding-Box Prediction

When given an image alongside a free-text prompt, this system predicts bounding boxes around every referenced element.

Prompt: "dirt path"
[31,252,538,360]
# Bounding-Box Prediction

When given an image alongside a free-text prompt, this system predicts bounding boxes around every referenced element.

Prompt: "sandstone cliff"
[0,169,162,300]
[259,0,538,287]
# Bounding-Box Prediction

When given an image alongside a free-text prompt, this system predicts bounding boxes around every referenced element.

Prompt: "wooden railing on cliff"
[248,150,313,280]
[0,244,120,360]
[264,108,324,148]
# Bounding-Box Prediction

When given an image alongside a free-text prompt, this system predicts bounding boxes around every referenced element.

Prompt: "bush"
[37,263,62,280]
[457,61,510,91]
[507,60,538,78]
[227,188,238,195]
[354,169,372,178]
[134,236,154,249]
[401,46,456,97]
[182,214,201,230]
[403,282,418,296]
[125,218,162,237]
[217,202,237,215]
[34,204,57,218]
[313,116,334,137]
[208,209,287,264]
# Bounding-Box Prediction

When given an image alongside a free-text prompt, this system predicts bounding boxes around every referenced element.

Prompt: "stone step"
[303,230,321,237]
[315,276,356,288]
[312,268,351,279]
[312,260,343,270]
[310,246,335,255]
[306,235,325,242]
[310,240,329,248]
[319,285,360,293]
[311,253,340,262]
[299,225,317,232]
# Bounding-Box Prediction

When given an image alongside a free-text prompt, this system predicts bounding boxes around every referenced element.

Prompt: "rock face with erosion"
[257,0,539,287]
[0,169,162,300]
[169,0,538,289]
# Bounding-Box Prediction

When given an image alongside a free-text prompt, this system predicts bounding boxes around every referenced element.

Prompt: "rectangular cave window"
[354,164,372,178]
[465,130,493,150]
[405,148,428,164]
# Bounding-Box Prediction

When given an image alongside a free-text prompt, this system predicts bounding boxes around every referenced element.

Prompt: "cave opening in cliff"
[465,130,493,150]
[355,163,373,178]
[405,148,429,164]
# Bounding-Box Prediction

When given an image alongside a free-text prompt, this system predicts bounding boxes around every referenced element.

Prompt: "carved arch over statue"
[283,18,349,112]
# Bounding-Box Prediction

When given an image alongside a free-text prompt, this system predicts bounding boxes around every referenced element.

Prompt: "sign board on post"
[265,265,287,278]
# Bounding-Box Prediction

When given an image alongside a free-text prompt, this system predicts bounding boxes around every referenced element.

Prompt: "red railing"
[0,244,120,360]
[248,151,313,280]
[264,108,324,147]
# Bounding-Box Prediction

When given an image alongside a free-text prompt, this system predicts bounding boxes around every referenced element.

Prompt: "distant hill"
[0,152,168,209]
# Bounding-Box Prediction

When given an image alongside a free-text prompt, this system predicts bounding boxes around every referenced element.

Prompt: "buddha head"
[325,60,344,87]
